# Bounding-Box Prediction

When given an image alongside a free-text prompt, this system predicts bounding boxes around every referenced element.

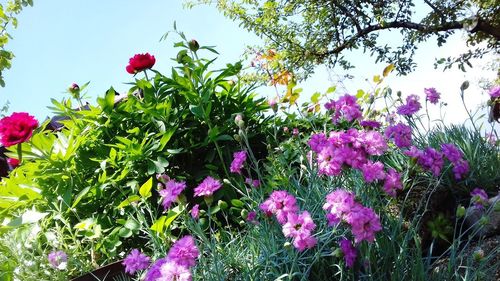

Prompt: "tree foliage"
[188,0,499,77]
[0,0,33,87]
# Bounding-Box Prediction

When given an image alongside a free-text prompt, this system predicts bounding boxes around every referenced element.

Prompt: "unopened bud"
[473,249,484,261]
[188,39,199,52]
[460,81,469,91]
[68,83,80,98]
[456,205,466,218]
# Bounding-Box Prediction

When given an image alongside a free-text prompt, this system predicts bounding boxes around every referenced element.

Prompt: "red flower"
[0,112,38,147]
[7,158,20,168]
[126,53,156,74]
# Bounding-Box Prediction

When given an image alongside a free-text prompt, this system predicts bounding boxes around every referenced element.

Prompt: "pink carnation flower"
[159,179,187,210]
[360,161,386,183]
[193,176,222,197]
[397,94,421,116]
[259,190,299,224]
[383,168,403,197]
[339,238,357,268]
[166,236,199,268]
[385,123,412,148]
[345,206,382,243]
[230,150,247,174]
[122,249,150,275]
[158,261,192,281]
[360,130,388,156]
[323,189,357,226]
[424,88,440,104]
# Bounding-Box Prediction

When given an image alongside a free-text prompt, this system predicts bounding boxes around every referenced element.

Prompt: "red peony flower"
[7,158,20,168]
[126,53,156,74]
[0,112,38,147]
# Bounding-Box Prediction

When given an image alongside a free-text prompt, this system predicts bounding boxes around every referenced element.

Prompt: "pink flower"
[470,188,489,209]
[345,206,382,243]
[193,176,222,197]
[0,112,38,147]
[326,94,362,123]
[7,158,20,168]
[323,189,357,226]
[452,160,469,180]
[397,94,421,116]
[360,120,381,129]
[245,178,260,188]
[360,161,386,183]
[230,151,247,174]
[441,143,463,163]
[158,261,192,281]
[360,130,388,156]
[404,146,422,159]
[383,168,403,197]
[308,133,327,153]
[282,211,316,239]
[47,250,67,270]
[246,211,258,224]
[339,238,357,268]
[292,232,317,251]
[385,123,412,148]
[159,179,187,210]
[292,128,299,136]
[122,249,150,275]
[424,88,441,104]
[259,190,299,224]
[126,53,156,74]
[166,236,199,268]
[417,147,444,176]
[489,85,500,98]
[190,204,199,219]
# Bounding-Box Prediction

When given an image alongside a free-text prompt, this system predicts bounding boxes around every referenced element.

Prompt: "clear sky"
[0,0,498,133]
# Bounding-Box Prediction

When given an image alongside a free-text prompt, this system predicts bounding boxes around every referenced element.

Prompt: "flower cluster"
[230,150,247,174]
[126,53,156,74]
[158,176,187,210]
[0,112,38,147]
[397,94,421,116]
[424,88,441,104]
[325,94,362,123]
[122,249,151,275]
[323,189,382,243]
[145,236,199,281]
[260,191,316,251]
[308,129,402,196]
[405,143,469,179]
[193,176,222,197]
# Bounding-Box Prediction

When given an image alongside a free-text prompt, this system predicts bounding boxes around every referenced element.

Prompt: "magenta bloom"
[452,160,469,180]
[122,249,150,275]
[292,232,317,251]
[47,250,67,270]
[326,94,363,123]
[145,258,169,281]
[230,150,247,174]
[360,120,381,129]
[158,261,192,281]
[383,168,403,197]
[385,123,412,148]
[246,211,257,223]
[360,161,386,183]
[424,88,441,104]
[323,189,357,226]
[470,188,489,209]
[245,178,261,188]
[360,130,388,156]
[404,146,423,159]
[339,238,357,268]
[282,211,316,238]
[159,179,187,210]
[259,190,299,224]
[0,112,38,147]
[489,85,500,98]
[397,94,421,116]
[417,147,444,176]
[345,206,382,243]
[166,236,199,268]
[191,204,199,219]
[193,176,222,197]
[441,143,463,163]
[308,133,328,152]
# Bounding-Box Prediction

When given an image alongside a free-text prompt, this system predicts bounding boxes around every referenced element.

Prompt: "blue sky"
[0,0,498,132]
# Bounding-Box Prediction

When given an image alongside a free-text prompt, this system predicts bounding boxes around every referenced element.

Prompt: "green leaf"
[116,195,141,209]
[189,105,204,119]
[124,219,140,231]
[311,92,321,103]
[139,177,153,199]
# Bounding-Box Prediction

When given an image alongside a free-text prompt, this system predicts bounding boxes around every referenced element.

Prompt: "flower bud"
[456,205,466,218]
[284,242,292,249]
[223,179,231,185]
[188,39,199,52]
[233,134,241,142]
[68,83,80,99]
[460,81,469,91]
[217,200,228,210]
[473,249,484,261]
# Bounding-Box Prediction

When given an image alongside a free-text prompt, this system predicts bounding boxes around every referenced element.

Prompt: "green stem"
[16,143,22,163]
[144,70,150,81]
